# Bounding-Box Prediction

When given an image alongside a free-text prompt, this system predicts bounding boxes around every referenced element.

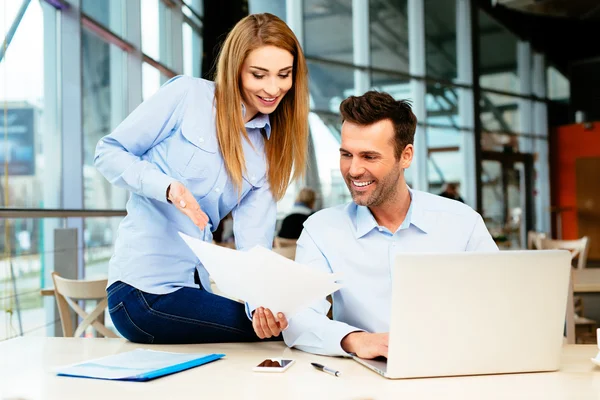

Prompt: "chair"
[539,237,590,269]
[527,231,547,250]
[51,272,118,338]
[538,237,592,344]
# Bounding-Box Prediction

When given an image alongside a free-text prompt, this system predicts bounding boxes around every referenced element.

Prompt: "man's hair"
[339,91,417,159]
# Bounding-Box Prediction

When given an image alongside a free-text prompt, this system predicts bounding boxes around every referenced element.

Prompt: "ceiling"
[493,0,600,20]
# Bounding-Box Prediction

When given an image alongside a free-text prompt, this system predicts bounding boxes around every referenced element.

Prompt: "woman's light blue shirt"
[94,75,276,295]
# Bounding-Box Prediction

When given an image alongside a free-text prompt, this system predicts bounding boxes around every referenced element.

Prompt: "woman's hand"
[252,307,288,339]
[167,182,209,229]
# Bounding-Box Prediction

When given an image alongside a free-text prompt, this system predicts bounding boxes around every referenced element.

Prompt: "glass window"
[248,0,286,19]
[547,65,570,101]
[370,72,411,98]
[307,60,355,113]
[0,217,67,341]
[82,29,128,211]
[141,0,160,61]
[142,62,164,101]
[426,126,465,194]
[183,22,202,78]
[84,216,124,279]
[424,0,457,81]
[309,112,350,208]
[81,0,125,37]
[182,0,203,17]
[426,83,460,127]
[304,0,353,64]
[480,91,521,134]
[478,10,520,94]
[370,0,409,73]
[0,1,59,209]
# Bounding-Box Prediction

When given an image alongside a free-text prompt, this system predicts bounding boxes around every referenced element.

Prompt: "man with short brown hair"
[282,91,497,358]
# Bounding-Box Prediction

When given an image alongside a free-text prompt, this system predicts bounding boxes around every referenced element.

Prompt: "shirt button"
[198,137,205,143]
[378,228,383,232]
[215,188,221,193]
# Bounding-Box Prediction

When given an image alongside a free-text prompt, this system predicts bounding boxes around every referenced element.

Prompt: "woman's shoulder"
[162,75,215,101]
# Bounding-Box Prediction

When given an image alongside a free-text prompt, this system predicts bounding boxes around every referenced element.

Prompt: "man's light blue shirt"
[283,188,498,356]
[94,75,275,297]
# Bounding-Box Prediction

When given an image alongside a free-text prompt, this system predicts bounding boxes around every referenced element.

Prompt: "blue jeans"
[107,281,265,344]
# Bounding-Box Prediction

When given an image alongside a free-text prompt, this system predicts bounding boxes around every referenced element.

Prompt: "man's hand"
[341,332,389,359]
[252,308,289,339]
[167,182,209,229]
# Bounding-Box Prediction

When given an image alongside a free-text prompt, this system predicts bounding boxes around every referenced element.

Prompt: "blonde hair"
[214,13,309,200]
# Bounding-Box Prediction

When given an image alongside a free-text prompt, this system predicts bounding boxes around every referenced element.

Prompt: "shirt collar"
[241,103,272,139]
[353,186,430,238]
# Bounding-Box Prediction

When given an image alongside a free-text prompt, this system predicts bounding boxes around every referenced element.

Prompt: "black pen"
[311,362,341,377]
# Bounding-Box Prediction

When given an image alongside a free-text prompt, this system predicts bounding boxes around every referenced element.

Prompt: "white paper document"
[179,232,342,317]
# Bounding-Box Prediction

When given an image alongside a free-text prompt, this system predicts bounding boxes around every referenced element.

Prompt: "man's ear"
[400,144,414,169]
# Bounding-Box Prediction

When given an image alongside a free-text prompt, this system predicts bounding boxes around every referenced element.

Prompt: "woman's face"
[240,45,294,121]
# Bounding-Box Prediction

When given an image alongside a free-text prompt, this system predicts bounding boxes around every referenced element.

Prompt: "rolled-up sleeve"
[282,228,359,357]
[94,75,190,203]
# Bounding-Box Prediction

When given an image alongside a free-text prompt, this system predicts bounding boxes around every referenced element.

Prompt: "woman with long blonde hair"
[95,13,309,344]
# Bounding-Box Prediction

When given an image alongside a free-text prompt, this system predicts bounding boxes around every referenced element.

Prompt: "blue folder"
[56,349,225,381]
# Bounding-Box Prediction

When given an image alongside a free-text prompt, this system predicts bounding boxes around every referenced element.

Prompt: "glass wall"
[1,0,202,341]
[370,0,409,73]
[478,9,520,94]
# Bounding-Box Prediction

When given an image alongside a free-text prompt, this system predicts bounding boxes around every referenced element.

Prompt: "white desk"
[1,338,599,400]
[573,269,600,293]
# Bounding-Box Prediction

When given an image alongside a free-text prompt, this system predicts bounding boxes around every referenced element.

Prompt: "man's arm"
[282,228,360,356]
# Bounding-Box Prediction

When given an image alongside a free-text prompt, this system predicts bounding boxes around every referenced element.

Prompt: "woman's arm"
[94,75,191,203]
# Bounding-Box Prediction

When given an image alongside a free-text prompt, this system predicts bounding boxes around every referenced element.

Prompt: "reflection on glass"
[369,0,409,73]
[81,0,125,37]
[424,0,456,80]
[304,0,353,63]
[307,61,354,112]
[82,29,128,210]
[478,10,520,94]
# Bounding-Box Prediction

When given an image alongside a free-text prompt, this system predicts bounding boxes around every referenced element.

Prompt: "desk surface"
[573,268,600,293]
[1,338,599,400]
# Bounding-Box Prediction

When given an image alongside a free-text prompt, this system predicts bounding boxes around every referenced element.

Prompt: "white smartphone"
[252,358,295,372]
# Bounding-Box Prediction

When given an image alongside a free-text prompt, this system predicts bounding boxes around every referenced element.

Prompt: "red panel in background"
[552,122,600,239]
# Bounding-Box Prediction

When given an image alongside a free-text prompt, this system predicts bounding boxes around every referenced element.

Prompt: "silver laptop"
[353,250,572,379]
